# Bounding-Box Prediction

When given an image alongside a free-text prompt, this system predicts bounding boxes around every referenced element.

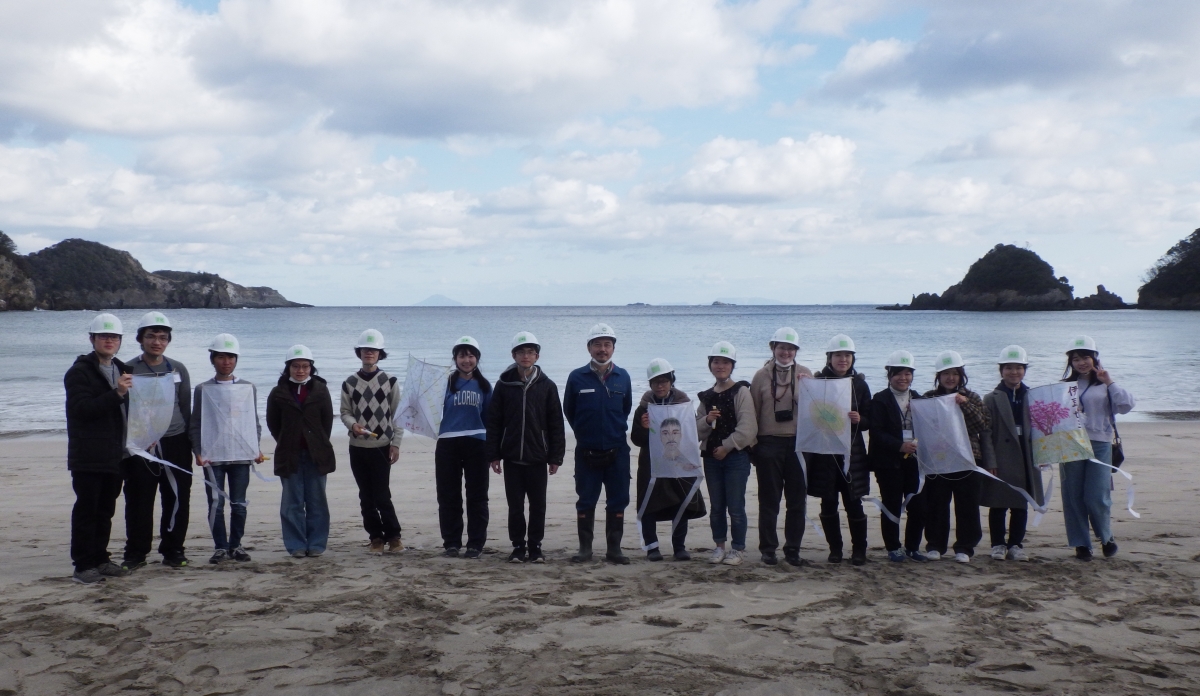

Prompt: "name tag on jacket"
[579,388,596,394]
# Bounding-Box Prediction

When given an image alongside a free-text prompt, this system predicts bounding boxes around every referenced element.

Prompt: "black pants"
[754,436,806,554]
[875,467,927,553]
[435,437,490,550]
[989,507,1028,548]
[643,518,688,552]
[819,470,866,523]
[504,461,548,549]
[71,470,124,571]
[925,472,983,556]
[123,432,193,562]
[349,446,402,542]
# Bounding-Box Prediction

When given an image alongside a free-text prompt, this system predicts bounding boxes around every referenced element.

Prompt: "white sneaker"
[1007,546,1028,561]
[924,550,942,561]
[990,544,1007,560]
[709,547,727,564]
[954,552,970,564]
[722,549,744,566]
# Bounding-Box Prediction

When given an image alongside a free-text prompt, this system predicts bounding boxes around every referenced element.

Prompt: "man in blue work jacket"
[564,323,633,564]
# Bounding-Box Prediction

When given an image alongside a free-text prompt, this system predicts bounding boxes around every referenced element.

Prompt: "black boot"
[820,514,843,563]
[570,509,595,563]
[605,511,630,565]
[848,515,869,566]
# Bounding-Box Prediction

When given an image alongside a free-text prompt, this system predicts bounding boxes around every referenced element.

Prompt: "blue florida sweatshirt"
[439,376,492,440]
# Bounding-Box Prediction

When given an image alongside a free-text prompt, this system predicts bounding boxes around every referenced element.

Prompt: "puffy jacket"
[632,388,706,521]
[266,376,336,477]
[486,365,566,465]
[804,368,872,500]
[563,364,632,451]
[64,353,129,474]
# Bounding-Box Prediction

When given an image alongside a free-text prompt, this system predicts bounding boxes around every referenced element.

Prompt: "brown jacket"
[749,360,813,438]
[266,376,336,477]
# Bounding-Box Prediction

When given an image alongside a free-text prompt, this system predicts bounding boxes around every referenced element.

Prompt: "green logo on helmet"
[787,333,796,341]
[1075,339,1085,346]
[651,365,661,373]
[839,340,848,347]
[1008,350,1019,358]
[294,349,303,355]
[518,335,527,342]
[901,357,911,365]
[366,335,375,343]
[720,347,729,354]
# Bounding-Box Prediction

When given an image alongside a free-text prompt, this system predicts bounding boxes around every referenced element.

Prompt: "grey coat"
[981,383,1045,509]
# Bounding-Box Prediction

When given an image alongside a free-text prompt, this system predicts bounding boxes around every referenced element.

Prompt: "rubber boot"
[821,513,843,563]
[605,511,630,565]
[848,515,869,566]
[570,509,595,563]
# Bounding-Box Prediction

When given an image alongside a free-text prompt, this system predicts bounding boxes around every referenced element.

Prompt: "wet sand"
[1,422,1198,695]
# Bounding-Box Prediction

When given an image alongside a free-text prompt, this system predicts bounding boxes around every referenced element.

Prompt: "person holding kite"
[868,350,928,562]
[435,336,493,559]
[632,359,705,562]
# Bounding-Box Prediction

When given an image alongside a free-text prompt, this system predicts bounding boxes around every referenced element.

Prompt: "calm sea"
[1,305,1194,436]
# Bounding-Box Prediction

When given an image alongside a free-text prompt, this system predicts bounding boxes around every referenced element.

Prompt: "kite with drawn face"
[659,417,701,473]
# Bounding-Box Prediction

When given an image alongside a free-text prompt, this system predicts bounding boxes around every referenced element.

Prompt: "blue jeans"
[280,450,330,554]
[1060,441,1113,549]
[704,450,751,551]
[205,463,249,551]
[574,445,631,512]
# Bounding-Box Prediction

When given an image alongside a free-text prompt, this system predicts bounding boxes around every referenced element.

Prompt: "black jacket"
[632,388,706,522]
[65,352,129,474]
[266,376,336,477]
[804,368,872,499]
[867,387,915,473]
[486,365,566,466]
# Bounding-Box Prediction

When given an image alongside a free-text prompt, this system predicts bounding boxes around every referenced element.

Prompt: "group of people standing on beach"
[64,312,1134,584]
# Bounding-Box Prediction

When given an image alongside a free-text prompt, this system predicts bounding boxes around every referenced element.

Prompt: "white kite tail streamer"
[128,444,182,532]
[636,476,659,551]
[1089,458,1139,518]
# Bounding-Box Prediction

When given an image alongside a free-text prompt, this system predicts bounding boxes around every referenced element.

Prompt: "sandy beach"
[1,422,1198,695]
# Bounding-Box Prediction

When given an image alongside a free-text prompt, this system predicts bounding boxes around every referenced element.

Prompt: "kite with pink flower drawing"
[1027,382,1094,466]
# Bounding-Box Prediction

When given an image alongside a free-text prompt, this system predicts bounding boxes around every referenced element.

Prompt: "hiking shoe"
[761,552,778,566]
[850,548,867,566]
[306,550,324,557]
[990,544,1008,561]
[210,549,229,564]
[290,550,307,558]
[674,549,691,562]
[905,549,928,562]
[73,568,106,584]
[464,547,482,559]
[924,550,942,561]
[1007,546,1028,561]
[96,561,129,577]
[231,547,251,562]
[1102,540,1118,558]
[443,547,460,558]
[1075,546,1093,561]
[163,556,189,569]
[888,549,907,563]
[954,552,970,564]
[369,540,385,555]
[784,550,803,567]
[529,547,546,564]
[386,539,404,553]
[722,549,744,566]
[508,548,527,563]
[709,547,727,564]
[121,558,147,572]
[827,550,843,564]
[647,548,664,562]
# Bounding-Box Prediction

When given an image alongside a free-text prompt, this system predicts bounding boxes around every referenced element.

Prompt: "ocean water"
[2,305,1195,435]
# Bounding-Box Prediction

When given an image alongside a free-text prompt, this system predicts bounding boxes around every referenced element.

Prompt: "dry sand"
[1,423,1199,695]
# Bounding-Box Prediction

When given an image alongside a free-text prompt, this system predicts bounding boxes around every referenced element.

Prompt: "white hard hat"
[646,358,674,380]
[934,350,965,372]
[356,329,385,350]
[137,311,171,331]
[997,345,1029,365]
[208,333,240,355]
[587,323,617,344]
[512,331,540,351]
[770,327,800,349]
[285,344,314,363]
[1066,335,1098,354]
[88,313,123,335]
[454,335,481,355]
[825,334,856,353]
[885,350,915,369]
[708,341,737,362]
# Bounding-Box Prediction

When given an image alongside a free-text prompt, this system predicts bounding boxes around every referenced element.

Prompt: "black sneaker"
[231,547,251,562]
[827,550,843,564]
[443,547,460,558]
[647,549,664,562]
[761,552,778,566]
[210,549,229,564]
[73,568,106,584]
[1102,540,1118,558]
[528,547,545,564]
[784,550,803,567]
[1075,546,1093,561]
[96,561,129,577]
[163,556,189,569]
[673,549,691,561]
[508,547,527,563]
[464,547,482,559]
[121,558,147,572]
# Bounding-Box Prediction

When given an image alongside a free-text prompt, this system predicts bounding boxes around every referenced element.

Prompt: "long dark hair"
[448,346,492,395]
[1062,350,1102,385]
[934,366,968,392]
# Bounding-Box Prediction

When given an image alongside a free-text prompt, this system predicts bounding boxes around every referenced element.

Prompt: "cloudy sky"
[1,0,1197,306]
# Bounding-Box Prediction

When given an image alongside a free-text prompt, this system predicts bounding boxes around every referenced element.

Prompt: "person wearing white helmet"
[631,359,706,561]
[435,336,493,559]
[64,313,134,584]
[486,332,565,564]
[981,345,1045,562]
[120,311,195,571]
[564,322,634,565]
[1060,336,1135,561]
[921,350,995,564]
[190,333,264,565]
[340,330,403,555]
[804,334,873,566]
[868,350,930,563]
[748,327,814,566]
[267,345,336,559]
[696,341,757,566]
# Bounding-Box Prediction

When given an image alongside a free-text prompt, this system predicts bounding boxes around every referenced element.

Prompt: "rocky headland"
[1138,228,1200,310]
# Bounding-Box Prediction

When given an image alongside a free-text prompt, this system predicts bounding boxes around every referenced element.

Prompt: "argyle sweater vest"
[342,371,399,446]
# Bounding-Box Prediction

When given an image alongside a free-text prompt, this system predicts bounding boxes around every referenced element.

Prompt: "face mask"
[774,360,794,368]
[592,358,612,367]
[289,376,311,385]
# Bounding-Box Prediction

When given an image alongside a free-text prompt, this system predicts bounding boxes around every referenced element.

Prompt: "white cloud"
[521,151,641,180]
[793,0,894,36]
[552,119,662,148]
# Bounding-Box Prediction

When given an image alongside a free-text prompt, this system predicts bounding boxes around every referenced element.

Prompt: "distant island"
[414,294,463,307]
[0,234,306,311]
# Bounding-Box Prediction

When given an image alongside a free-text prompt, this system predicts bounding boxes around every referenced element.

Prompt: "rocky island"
[0,234,307,311]
[879,244,1130,311]
[1137,228,1200,310]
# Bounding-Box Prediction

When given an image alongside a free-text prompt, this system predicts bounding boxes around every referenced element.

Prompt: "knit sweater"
[340,369,402,449]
